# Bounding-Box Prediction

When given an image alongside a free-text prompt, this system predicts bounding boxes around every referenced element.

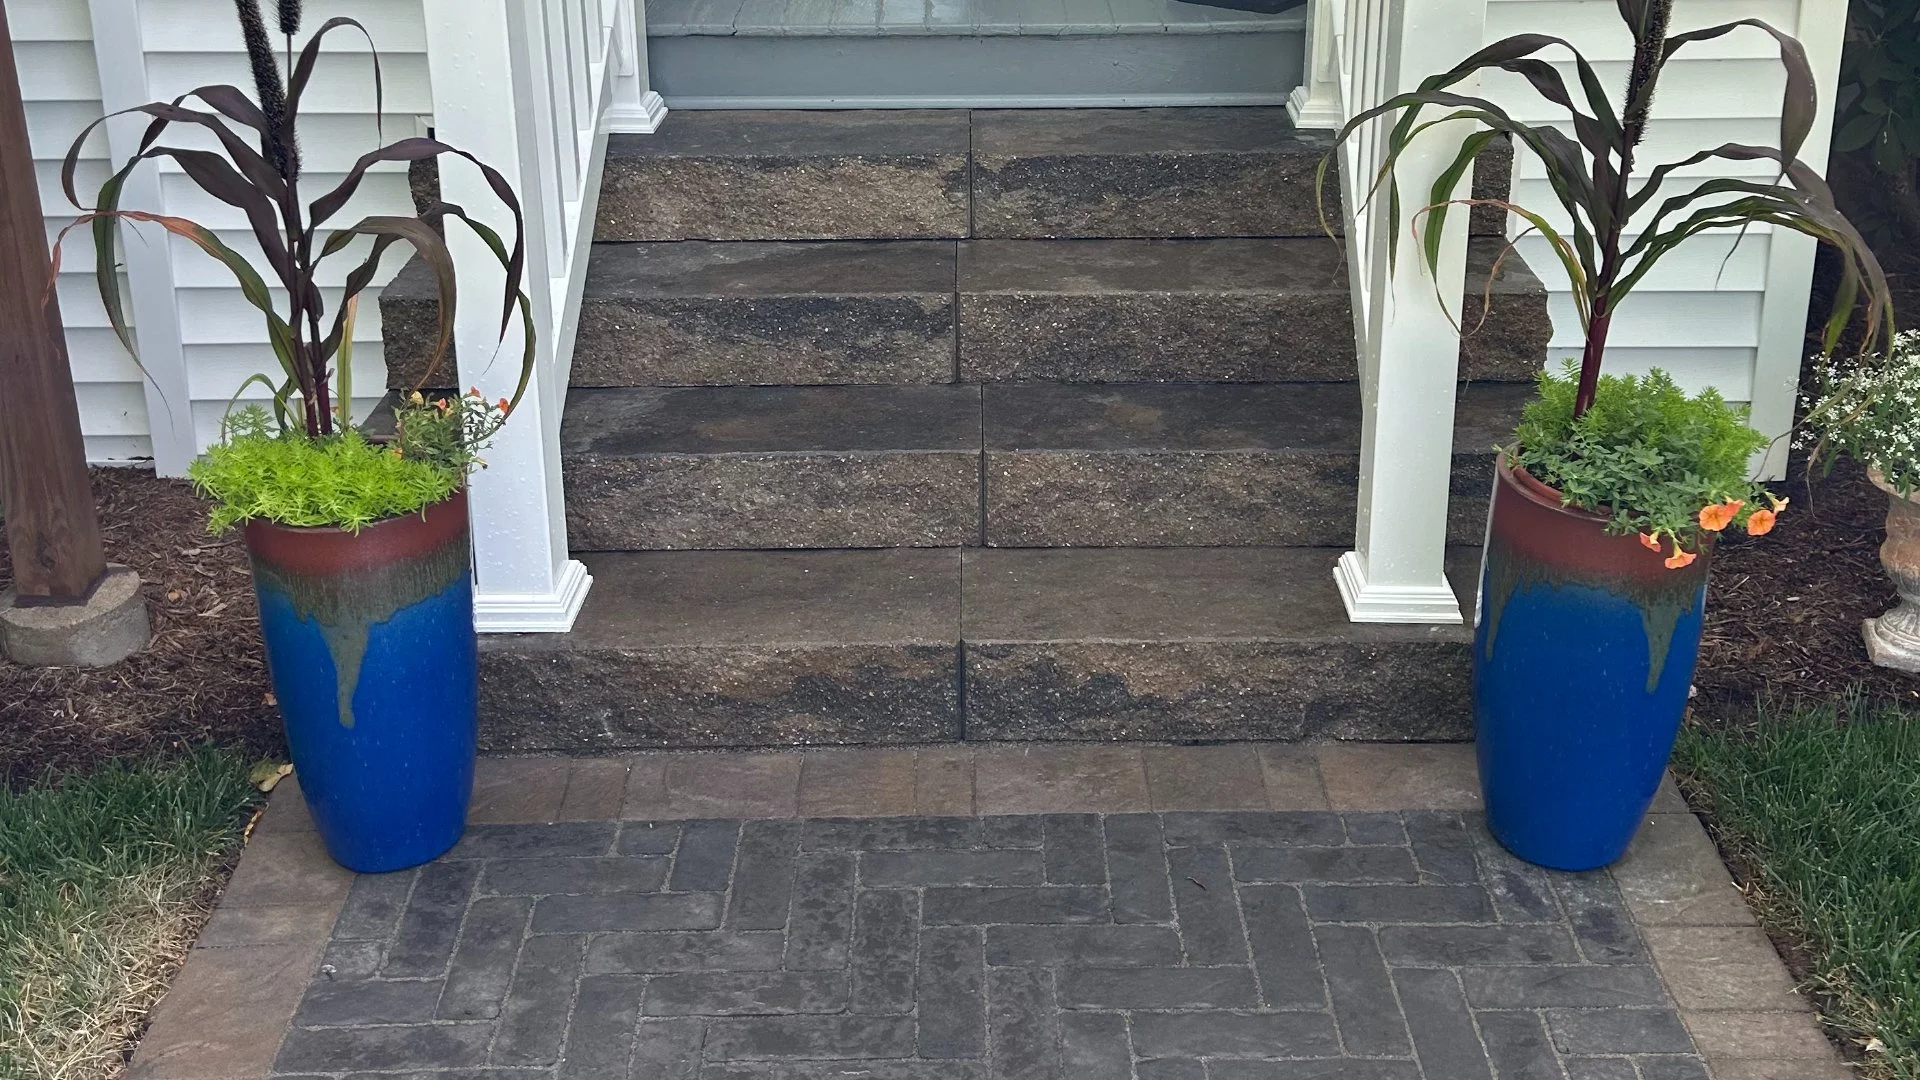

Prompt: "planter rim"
[239,489,468,538]
[1499,451,1614,526]
[1866,465,1920,504]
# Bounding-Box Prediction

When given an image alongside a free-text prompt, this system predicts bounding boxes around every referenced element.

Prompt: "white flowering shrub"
[1804,330,1920,497]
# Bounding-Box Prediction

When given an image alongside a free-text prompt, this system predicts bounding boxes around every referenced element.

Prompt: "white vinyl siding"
[9,0,429,468]
[1481,0,1840,476]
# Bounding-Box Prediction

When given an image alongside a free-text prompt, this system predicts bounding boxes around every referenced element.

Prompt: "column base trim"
[606,90,668,134]
[1335,550,1465,625]
[1287,84,1342,131]
[476,559,593,634]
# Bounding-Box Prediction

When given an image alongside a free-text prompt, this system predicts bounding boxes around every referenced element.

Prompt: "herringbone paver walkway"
[270,811,1711,1080]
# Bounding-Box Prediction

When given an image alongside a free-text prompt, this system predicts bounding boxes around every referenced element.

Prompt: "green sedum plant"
[191,408,456,532]
[1513,365,1779,562]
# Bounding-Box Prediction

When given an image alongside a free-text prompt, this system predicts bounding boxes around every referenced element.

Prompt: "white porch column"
[605,0,667,133]
[422,0,591,633]
[1335,0,1487,624]
[1287,0,1342,130]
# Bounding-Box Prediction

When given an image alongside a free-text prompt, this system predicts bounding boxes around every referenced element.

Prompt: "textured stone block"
[481,551,962,752]
[571,241,957,387]
[971,108,1335,239]
[598,112,970,241]
[564,385,982,551]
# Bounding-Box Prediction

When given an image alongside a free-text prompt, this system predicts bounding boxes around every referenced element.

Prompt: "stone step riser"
[382,237,1548,391]
[564,449,1492,551]
[560,382,1522,553]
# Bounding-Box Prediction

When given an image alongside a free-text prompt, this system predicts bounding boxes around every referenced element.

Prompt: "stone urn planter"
[1864,468,1920,673]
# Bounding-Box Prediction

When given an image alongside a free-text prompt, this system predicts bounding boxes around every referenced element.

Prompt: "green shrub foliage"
[1513,364,1773,552]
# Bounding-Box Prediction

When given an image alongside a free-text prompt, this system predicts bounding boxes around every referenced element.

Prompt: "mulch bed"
[0,470,281,789]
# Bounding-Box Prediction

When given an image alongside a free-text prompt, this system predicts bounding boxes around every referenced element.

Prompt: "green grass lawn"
[1677,697,1920,1080]
[0,751,261,1080]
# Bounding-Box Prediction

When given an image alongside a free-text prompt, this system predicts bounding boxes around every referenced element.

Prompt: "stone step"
[478,546,1476,751]
[385,237,1547,390]
[594,108,1513,243]
[560,381,1527,551]
[644,0,1305,110]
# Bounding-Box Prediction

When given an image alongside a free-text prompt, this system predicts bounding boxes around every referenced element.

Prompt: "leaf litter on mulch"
[1,469,282,789]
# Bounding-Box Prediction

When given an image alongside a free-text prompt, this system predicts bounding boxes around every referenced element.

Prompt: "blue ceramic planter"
[1474,462,1710,871]
[245,493,478,873]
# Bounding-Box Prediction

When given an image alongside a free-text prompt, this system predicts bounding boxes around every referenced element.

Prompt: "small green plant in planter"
[1803,330,1920,670]
[1326,0,1893,869]
[60,0,535,873]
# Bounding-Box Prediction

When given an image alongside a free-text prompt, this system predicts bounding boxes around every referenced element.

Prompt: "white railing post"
[1288,0,1344,130]
[1333,0,1487,624]
[604,0,667,133]
[422,0,591,633]
[83,0,196,475]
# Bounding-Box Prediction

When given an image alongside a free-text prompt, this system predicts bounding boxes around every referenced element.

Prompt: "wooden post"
[0,0,109,604]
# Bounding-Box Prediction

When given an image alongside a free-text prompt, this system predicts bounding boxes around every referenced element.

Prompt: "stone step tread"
[477,546,1477,750]
[494,546,1475,649]
[560,381,1528,458]
[647,0,1306,36]
[607,109,971,160]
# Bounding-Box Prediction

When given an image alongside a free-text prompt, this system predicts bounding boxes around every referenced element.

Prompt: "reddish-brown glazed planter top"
[1491,456,1710,588]
[243,491,469,577]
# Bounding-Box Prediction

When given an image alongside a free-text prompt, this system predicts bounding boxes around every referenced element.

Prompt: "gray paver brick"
[1104,813,1174,924]
[728,819,803,929]
[585,930,786,973]
[1240,883,1327,1008]
[1404,811,1480,883]
[917,926,987,1059]
[1315,924,1411,1055]
[331,870,415,940]
[671,819,742,893]
[1231,843,1418,883]
[1166,845,1250,964]
[492,933,582,1065]
[1461,965,1670,1009]
[1553,871,1649,963]
[1475,1010,1564,1080]
[1395,967,1494,1080]
[481,855,668,896]
[643,971,851,1015]
[1041,815,1106,885]
[853,889,921,1014]
[1055,965,1260,1009]
[1302,883,1495,923]
[562,974,642,1079]
[923,885,1108,925]
[264,807,1762,1080]
[274,1023,493,1073]
[1060,1012,1130,1080]
[438,896,532,1020]
[1547,1008,1695,1055]
[985,967,1061,1080]
[705,1015,919,1060]
[1130,1011,1341,1059]
[985,924,1183,967]
[862,848,1045,887]
[787,850,858,970]
[532,891,723,933]
[382,861,480,978]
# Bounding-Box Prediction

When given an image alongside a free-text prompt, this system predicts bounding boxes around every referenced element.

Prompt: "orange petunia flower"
[1665,544,1698,570]
[1746,508,1777,536]
[497,397,512,416]
[1639,532,1662,552]
[1698,500,1743,532]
